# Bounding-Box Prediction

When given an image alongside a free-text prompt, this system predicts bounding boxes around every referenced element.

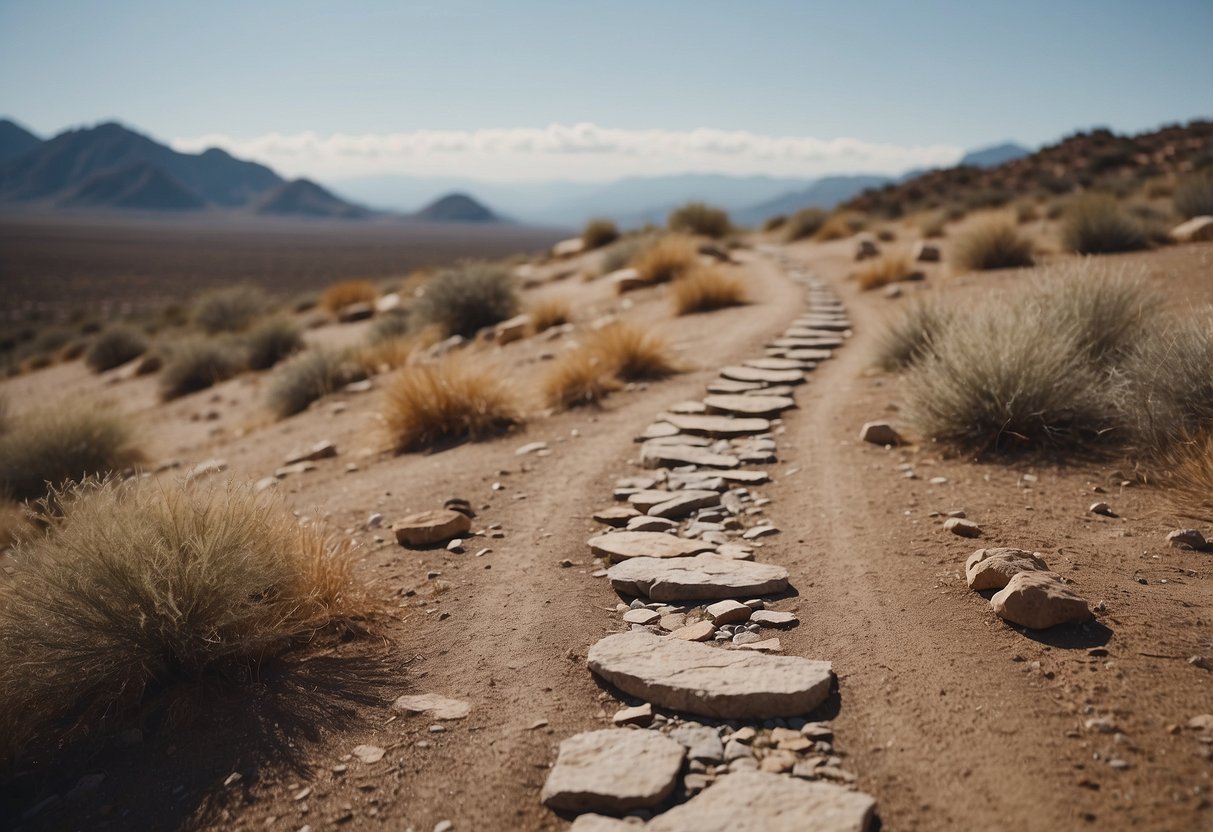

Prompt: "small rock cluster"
[964,547,1090,629]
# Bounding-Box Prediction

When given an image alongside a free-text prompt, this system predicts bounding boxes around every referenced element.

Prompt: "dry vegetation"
[267,349,364,419]
[668,202,732,239]
[85,325,148,372]
[542,322,681,410]
[383,357,522,452]
[541,348,623,409]
[321,279,378,314]
[245,315,305,371]
[669,267,747,314]
[581,218,620,250]
[631,235,699,286]
[1174,170,1213,219]
[0,478,370,764]
[854,253,918,291]
[813,212,865,241]
[1060,194,1153,254]
[159,337,247,400]
[528,296,573,332]
[782,208,828,242]
[192,285,269,334]
[411,264,519,338]
[952,219,1035,271]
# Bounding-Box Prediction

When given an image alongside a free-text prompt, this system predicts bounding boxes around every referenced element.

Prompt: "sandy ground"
[3,236,1212,832]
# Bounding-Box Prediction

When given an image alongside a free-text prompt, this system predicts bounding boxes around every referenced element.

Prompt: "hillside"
[0,118,42,165]
[959,142,1031,168]
[414,192,498,222]
[734,175,892,226]
[253,178,367,219]
[58,161,207,211]
[844,120,1213,218]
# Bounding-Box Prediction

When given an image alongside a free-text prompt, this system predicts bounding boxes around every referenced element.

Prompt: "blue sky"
[2,0,1210,181]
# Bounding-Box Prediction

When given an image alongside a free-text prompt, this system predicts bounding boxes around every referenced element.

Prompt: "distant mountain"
[59,161,207,211]
[0,120,282,209]
[415,192,498,223]
[734,175,893,226]
[254,178,367,219]
[960,142,1031,168]
[0,118,42,165]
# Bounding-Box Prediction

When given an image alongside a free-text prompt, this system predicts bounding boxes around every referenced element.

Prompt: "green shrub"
[1120,310,1213,453]
[411,264,519,338]
[953,219,1035,271]
[1173,170,1213,219]
[159,337,247,400]
[85,326,148,372]
[782,208,829,242]
[0,406,142,501]
[193,285,270,334]
[267,349,362,418]
[245,316,305,371]
[368,309,411,343]
[581,218,620,250]
[1061,194,1150,254]
[668,202,731,239]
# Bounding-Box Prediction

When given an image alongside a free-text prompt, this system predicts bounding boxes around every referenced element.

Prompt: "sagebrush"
[384,357,522,451]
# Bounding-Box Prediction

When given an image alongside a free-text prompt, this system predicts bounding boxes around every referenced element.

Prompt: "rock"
[352,744,385,763]
[667,400,709,415]
[274,461,316,478]
[1187,714,1213,731]
[595,506,641,527]
[516,441,549,456]
[587,632,833,719]
[569,816,637,832]
[913,241,941,262]
[670,725,724,763]
[623,608,661,626]
[1166,529,1209,551]
[608,555,789,601]
[552,237,587,258]
[253,476,278,493]
[640,444,740,470]
[186,458,227,479]
[658,613,686,631]
[702,395,796,419]
[1170,216,1213,244]
[284,440,338,465]
[708,379,765,394]
[613,703,654,726]
[588,531,715,562]
[374,292,402,313]
[627,516,679,533]
[639,421,681,440]
[741,525,779,540]
[606,268,646,293]
[720,366,805,385]
[780,348,833,362]
[737,638,783,652]
[715,470,771,485]
[664,414,773,437]
[337,302,375,322]
[627,490,681,512]
[944,518,982,538]
[991,572,1090,629]
[443,497,476,518]
[649,491,720,519]
[858,422,902,446]
[540,729,685,813]
[732,631,761,645]
[965,548,1051,591]
[706,599,752,625]
[750,610,797,628]
[394,510,472,547]
[393,694,471,720]
[494,314,531,345]
[668,620,716,641]
[1089,501,1116,517]
[855,238,880,260]
[744,357,810,371]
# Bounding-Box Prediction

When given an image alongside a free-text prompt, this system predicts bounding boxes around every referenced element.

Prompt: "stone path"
[541,255,879,827]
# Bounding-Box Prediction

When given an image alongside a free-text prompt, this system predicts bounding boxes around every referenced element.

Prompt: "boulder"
[1170,216,1213,244]
[540,729,686,813]
[588,531,715,562]
[1166,529,1209,551]
[587,632,833,719]
[393,509,472,547]
[991,571,1090,629]
[965,548,1050,591]
[607,554,788,601]
[858,421,902,446]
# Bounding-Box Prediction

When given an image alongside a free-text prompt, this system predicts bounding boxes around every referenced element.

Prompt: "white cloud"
[171,123,963,181]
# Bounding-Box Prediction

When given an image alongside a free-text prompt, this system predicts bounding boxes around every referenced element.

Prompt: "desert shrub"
[541,347,622,409]
[159,337,247,400]
[669,268,747,315]
[0,501,28,550]
[411,264,519,338]
[919,214,947,238]
[813,212,866,241]
[855,253,918,291]
[632,235,698,285]
[586,322,681,380]
[1036,261,1158,364]
[762,215,788,232]
[267,349,362,419]
[782,208,828,242]
[1061,194,1150,254]
[384,357,522,452]
[599,236,649,274]
[1166,432,1213,520]
[1015,202,1039,223]
[953,220,1035,271]
[0,406,142,501]
[30,326,73,356]
[872,297,954,372]
[85,326,148,372]
[1120,310,1213,453]
[582,218,620,250]
[192,285,269,334]
[668,202,731,239]
[529,296,573,332]
[321,279,378,314]
[1173,170,1213,219]
[245,316,305,371]
[0,478,368,761]
[368,309,411,343]
[57,339,89,362]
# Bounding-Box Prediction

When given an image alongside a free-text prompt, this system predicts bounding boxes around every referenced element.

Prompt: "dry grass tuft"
[855,253,917,291]
[631,235,699,286]
[529,296,573,332]
[1120,309,1213,454]
[159,337,247,400]
[813,212,867,241]
[384,357,522,452]
[0,501,30,550]
[669,267,748,315]
[411,264,519,338]
[0,478,370,762]
[541,348,623,409]
[872,297,955,372]
[953,219,1035,271]
[1061,194,1151,254]
[1174,170,1213,219]
[581,218,620,250]
[267,349,363,419]
[321,279,378,314]
[782,208,828,242]
[193,285,270,334]
[85,326,148,373]
[0,406,142,501]
[668,202,731,239]
[1167,432,1213,521]
[244,316,305,371]
[586,322,682,380]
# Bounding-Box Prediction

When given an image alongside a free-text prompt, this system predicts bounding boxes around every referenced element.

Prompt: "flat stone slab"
[593,506,641,527]
[965,548,1050,591]
[666,400,708,415]
[628,489,683,512]
[587,632,833,719]
[720,366,805,385]
[640,444,740,469]
[649,490,720,519]
[750,610,798,628]
[991,571,1090,629]
[392,694,471,720]
[646,771,876,832]
[707,379,765,394]
[704,394,796,418]
[715,470,770,485]
[607,554,788,601]
[540,728,686,814]
[394,509,472,547]
[589,531,715,562]
[744,357,808,371]
[771,337,843,349]
[782,348,833,361]
[664,413,772,437]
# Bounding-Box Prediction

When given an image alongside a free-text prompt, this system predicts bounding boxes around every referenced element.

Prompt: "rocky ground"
[4,233,1212,831]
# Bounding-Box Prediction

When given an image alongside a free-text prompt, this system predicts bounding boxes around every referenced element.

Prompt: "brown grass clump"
[541,348,623,409]
[244,315,305,371]
[85,325,148,372]
[586,322,682,380]
[384,357,523,452]
[581,218,620,250]
[668,202,731,239]
[159,337,247,400]
[267,348,364,419]
[855,253,918,291]
[0,405,143,501]
[872,297,955,372]
[1173,170,1213,219]
[1167,432,1213,521]
[782,208,828,242]
[919,214,947,238]
[632,235,698,286]
[411,264,519,338]
[529,296,573,332]
[953,219,1035,271]
[193,285,270,334]
[321,279,378,314]
[0,478,370,762]
[669,267,747,315]
[0,501,29,550]
[813,212,866,241]
[1060,194,1151,254]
